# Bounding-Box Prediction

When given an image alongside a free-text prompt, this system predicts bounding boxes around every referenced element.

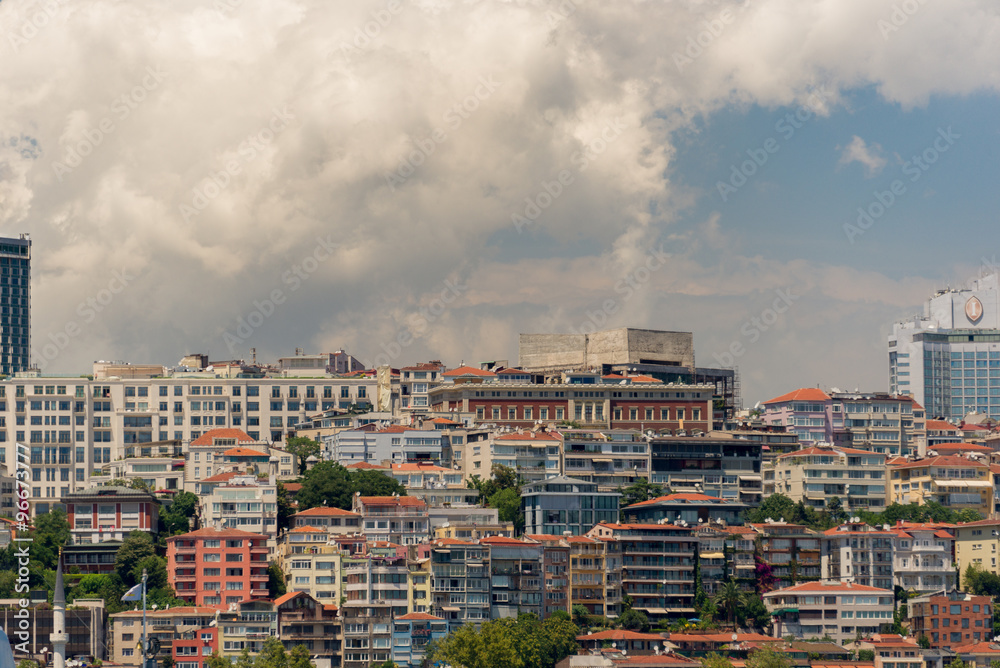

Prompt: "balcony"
[250,574,269,582]
[251,589,270,597]
[173,546,197,555]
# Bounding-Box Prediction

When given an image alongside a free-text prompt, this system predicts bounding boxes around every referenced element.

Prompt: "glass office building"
[0,235,30,375]
[890,273,1000,419]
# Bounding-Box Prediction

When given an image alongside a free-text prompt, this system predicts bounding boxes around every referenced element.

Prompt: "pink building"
[762,388,834,446]
[166,527,270,608]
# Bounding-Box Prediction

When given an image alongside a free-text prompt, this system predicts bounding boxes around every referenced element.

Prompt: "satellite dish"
[732,633,738,641]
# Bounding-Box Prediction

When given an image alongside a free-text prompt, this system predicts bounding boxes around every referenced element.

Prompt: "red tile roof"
[293,507,360,517]
[288,526,324,533]
[762,581,890,594]
[952,642,1000,654]
[926,419,961,432]
[283,483,302,492]
[397,612,445,620]
[114,606,219,617]
[931,442,993,454]
[201,471,242,483]
[443,365,497,378]
[274,591,311,606]
[778,446,885,458]
[480,536,533,545]
[345,461,390,469]
[358,496,427,507]
[429,417,461,424]
[392,462,451,472]
[629,492,728,507]
[888,455,987,469]
[492,432,561,441]
[222,447,270,458]
[763,388,831,404]
[191,429,257,446]
[169,527,267,540]
[578,630,665,641]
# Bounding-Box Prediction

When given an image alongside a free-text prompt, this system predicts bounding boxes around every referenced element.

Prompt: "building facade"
[764,581,894,643]
[521,476,620,536]
[768,445,887,512]
[166,527,271,608]
[0,235,30,375]
[910,590,993,649]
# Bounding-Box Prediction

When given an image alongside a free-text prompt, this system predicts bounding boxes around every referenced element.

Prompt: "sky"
[1,0,999,406]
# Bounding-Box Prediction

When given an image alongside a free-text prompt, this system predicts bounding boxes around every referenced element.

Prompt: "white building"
[890,521,957,592]
[764,581,894,643]
[821,522,895,590]
[889,273,1000,420]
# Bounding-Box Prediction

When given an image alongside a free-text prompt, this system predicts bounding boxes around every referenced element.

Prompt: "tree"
[267,562,287,599]
[740,594,772,631]
[69,573,128,614]
[745,495,799,525]
[133,555,168,590]
[428,620,522,668]
[295,462,407,512]
[285,436,321,474]
[31,509,70,570]
[617,608,650,632]
[288,646,312,668]
[746,646,791,668]
[489,487,524,535]
[469,464,522,502]
[115,531,157,588]
[253,638,289,668]
[918,635,931,649]
[160,492,198,535]
[946,660,968,668]
[694,551,708,612]
[826,497,846,524]
[619,479,664,507]
[572,604,590,629]
[205,654,231,668]
[714,579,745,628]
[276,483,293,531]
[702,653,735,668]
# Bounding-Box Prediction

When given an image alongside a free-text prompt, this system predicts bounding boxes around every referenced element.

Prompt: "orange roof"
[629,492,727,507]
[763,388,831,404]
[962,424,991,431]
[524,534,566,543]
[346,461,390,469]
[952,642,1000,654]
[114,606,219,617]
[762,581,890,594]
[293,507,359,517]
[201,471,242,483]
[493,432,561,441]
[602,374,626,379]
[191,429,257,446]
[283,483,302,492]
[889,455,987,469]
[614,656,699,665]
[392,462,451,472]
[430,417,461,424]
[579,630,665,641]
[931,442,993,454]
[397,612,445,621]
[480,536,533,545]
[222,447,270,458]
[169,527,266,540]
[433,538,478,546]
[443,365,497,378]
[778,446,884,458]
[374,425,411,434]
[274,591,311,606]
[288,526,324,533]
[926,419,961,432]
[627,375,662,384]
[358,496,427,507]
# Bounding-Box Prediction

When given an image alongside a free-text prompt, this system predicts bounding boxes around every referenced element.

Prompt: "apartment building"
[166,527,270,608]
[587,522,697,620]
[391,613,448,668]
[466,431,563,483]
[481,536,544,619]
[821,522,895,590]
[62,484,159,543]
[110,607,217,666]
[768,445,887,512]
[324,425,447,468]
[389,461,477,507]
[649,435,762,505]
[831,392,925,457]
[521,475,621,536]
[171,626,217,668]
[568,536,606,616]
[275,591,342,668]
[428,538,491,630]
[753,522,822,589]
[278,531,343,603]
[887,455,992,518]
[353,495,430,545]
[849,635,923,668]
[290,506,362,534]
[0,375,377,515]
[891,521,957,592]
[435,520,514,541]
[953,519,1000,584]
[341,607,393,668]
[408,558,433,614]
[399,361,446,413]
[106,440,185,491]
[342,553,410,618]
[561,429,649,490]
[762,388,834,446]
[764,581,894,643]
[199,473,278,539]
[216,600,278,658]
[910,590,993,649]
[524,534,571,617]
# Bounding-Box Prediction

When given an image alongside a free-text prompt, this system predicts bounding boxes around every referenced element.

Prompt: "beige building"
[887,455,992,518]
[518,328,695,374]
[110,607,217,666]
[954,518,1000,586]
[768,444,887,511]
[277,528,344,604]
[289,506,363,535]
[434,521,515,541]
[764,581,894,643]
[466,431,563,483]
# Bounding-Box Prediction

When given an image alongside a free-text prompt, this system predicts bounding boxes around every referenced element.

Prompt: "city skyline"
[3,1,999,406]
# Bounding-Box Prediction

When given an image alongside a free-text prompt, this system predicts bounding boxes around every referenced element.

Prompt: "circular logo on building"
[966,296,984,323]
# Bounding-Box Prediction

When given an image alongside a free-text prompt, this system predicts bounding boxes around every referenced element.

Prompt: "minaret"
[52,551,68,668]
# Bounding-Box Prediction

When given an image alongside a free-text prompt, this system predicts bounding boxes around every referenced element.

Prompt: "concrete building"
[568,536,606,616]
[889,273,1000,420]
[649,435,762,505]
[820,522,895,590]
[524,534,571,617]
[762,388,834,446]
[832,392,926,457]
[277,350,364,377]
[342,552,410,617]
[953,519,1000,585]
[927,420,964,447]
[481,536,544,619]
[62,485,159,543]
[890,521,957,592]
[399,361,446,413]
[389,461,476,507]
[428,538,491,630]
[887,455,992,518]
[754,522,823,589]
[767,445,887,512]
[561,429,649,491]
[518,328,696,375]
[521,475,621,536]
[216,600,277,658]
[110,607,217,666]
[171,626,217,668]
[199,473,278,540]
[391,612,448,668]
[278,531,343,603]
[408,558,433,614]
[587,522,697,620]
[353,495,430,545]
[166,527,270,608]
[764,581,894,643]
[0,234,30,375]
[909,590,993,649]
[289,506,362,534]
[468,431,563,483]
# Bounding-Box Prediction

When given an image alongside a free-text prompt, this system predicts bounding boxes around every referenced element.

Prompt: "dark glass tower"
[0,234,30,375]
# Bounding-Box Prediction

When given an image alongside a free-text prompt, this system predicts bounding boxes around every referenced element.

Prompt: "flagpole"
[142,568,148,668]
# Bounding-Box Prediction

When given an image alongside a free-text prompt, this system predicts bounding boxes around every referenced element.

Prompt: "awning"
[701,552,725,559]
[770,607,799,615]
[592,458,613,463]
[739,475,762,481]
[442,606,461,612]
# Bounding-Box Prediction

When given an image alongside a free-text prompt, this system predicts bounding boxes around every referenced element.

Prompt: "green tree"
[572,604,590,629]
[160,491,198,535]
[714,579,745,628]
[918,635,931,649]
[428,620,522,668]
[205,653,231,668]
[267,562,287,599]
[702,653,735,668]
[619,478,664,507]
[133,555,169,590]
[469,464,522,502]
[253,638,288,668]
[740,594,772,631]
[115,531,157,588]
[276,482,294,531]
[946,660,968,668]
[31,509,70,570]
[285,436,322,475]
[617,609,650,632]
[745,495,800,525]
[826,497,846,524]
[746,646,791,668]
[295,462,407,511]
[69,573,128,614]
[694,551,708,612]
[288,646,312,668]
[488,487,524,535]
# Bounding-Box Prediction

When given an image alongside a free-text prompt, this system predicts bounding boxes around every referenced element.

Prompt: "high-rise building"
[889,273,1000,419]
[0,234,30,374]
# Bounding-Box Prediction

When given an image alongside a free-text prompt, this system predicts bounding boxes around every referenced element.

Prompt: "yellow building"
[887,455,992,518]
[408,557,433,613]
[568,536,606,616]
[953,518,1000,587]
[434,521,514,541]
[277,526,344,605]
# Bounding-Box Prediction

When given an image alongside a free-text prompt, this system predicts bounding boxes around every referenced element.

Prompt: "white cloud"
[2,0,999,401]
[838,135,887,177]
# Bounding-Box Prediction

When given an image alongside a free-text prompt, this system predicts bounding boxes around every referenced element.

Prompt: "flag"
[122,583,142,602]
